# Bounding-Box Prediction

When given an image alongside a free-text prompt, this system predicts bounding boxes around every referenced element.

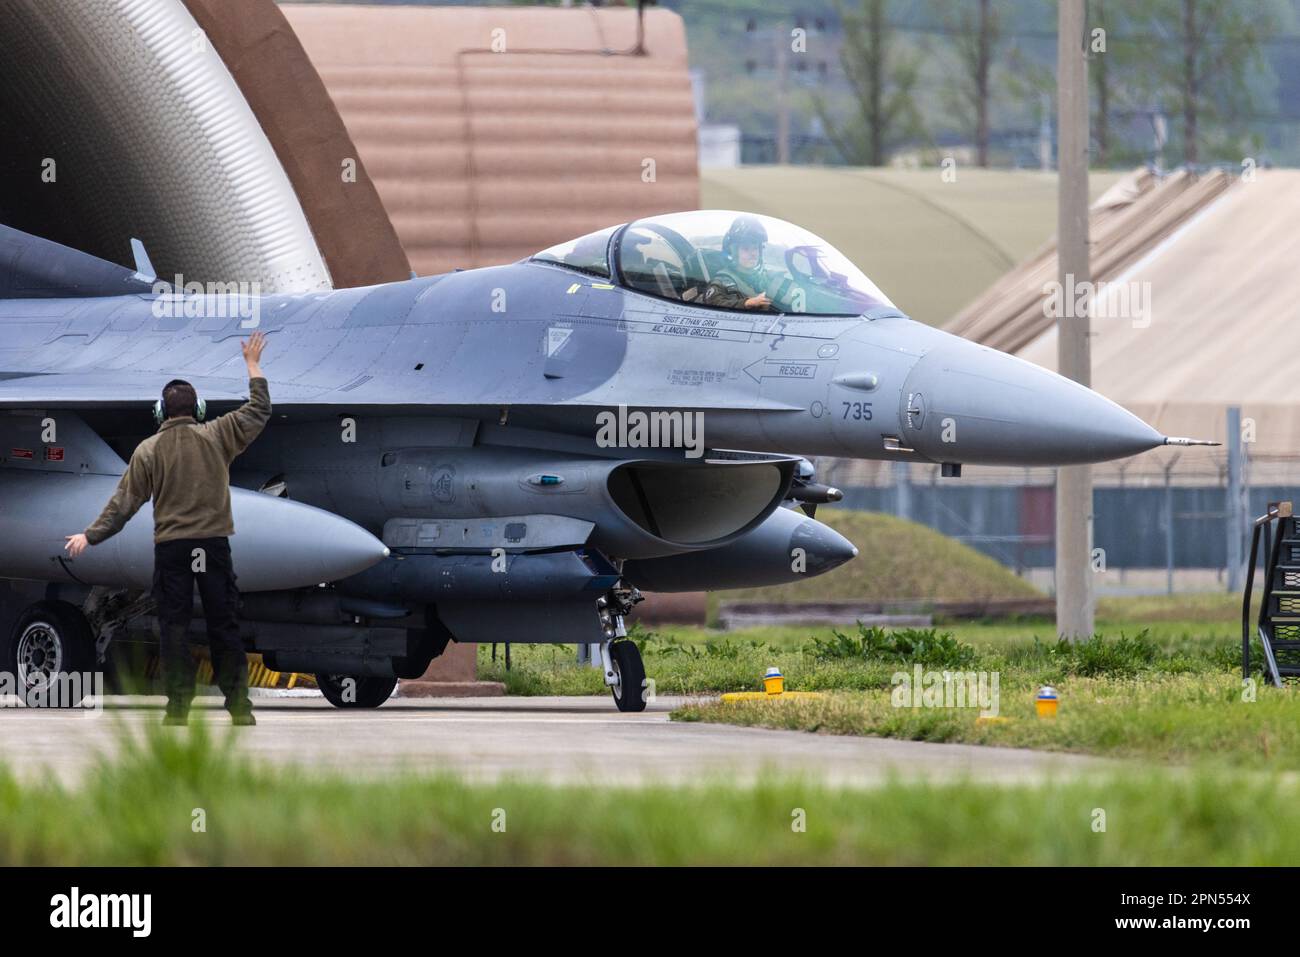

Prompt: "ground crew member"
[64,331,271,726]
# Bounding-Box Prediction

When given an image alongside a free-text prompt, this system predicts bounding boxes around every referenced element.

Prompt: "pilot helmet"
[722,215,768,270]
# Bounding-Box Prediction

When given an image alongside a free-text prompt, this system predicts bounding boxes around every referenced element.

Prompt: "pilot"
[702,214,775,311]
[64,332,271,727]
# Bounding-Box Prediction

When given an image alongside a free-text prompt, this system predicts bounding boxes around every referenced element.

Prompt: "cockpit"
[531,210,895,317]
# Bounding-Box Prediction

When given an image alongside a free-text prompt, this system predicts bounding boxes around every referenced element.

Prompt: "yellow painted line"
[566,283,581,294]
[720,691,825,703]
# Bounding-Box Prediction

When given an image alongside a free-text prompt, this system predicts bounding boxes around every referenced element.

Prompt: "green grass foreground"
[0,721,1295,865]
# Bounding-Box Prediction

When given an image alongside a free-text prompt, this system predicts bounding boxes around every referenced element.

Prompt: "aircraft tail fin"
[0,223,155,300]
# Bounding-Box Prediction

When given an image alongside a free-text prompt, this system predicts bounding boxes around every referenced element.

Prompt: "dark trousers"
[152,537,251,717]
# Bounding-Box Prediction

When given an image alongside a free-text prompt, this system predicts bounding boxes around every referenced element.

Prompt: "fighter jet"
[0,210,1207,711]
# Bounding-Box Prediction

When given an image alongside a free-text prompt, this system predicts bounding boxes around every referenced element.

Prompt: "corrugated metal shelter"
[281,3,700,278]
[0,0,339,293]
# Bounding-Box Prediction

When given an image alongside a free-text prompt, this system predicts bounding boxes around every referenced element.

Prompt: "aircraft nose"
[898,336,1164,467]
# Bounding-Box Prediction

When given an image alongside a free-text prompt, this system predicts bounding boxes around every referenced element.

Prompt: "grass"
[669,619,1299,769]
[1,718,1297,865]
[478,594,1243,698]
[477,592,1270,766]
[706,511,1042,617]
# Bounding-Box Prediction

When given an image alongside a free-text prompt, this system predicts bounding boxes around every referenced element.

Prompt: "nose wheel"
[601,631,647,713]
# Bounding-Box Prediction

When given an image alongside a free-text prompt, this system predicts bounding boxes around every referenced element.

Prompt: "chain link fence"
[825,455,1298,593]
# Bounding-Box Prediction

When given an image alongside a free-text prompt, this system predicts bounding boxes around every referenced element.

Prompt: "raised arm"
[205,331,272,461]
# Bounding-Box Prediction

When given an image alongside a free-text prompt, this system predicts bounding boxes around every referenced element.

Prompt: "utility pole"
[1055,0,1094,640]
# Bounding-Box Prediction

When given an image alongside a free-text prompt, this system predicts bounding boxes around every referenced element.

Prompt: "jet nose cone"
[900,337,1164,467]
[791,516,858,574]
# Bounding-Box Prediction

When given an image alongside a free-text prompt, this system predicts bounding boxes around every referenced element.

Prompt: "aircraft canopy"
[533,210,896,316]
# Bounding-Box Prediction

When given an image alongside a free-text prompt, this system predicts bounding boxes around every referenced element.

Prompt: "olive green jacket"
[84,377,271,545]
[702,265,771,310]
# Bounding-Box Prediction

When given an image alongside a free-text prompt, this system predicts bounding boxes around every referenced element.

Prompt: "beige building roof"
[281,3,699,278]
[1015,169,1300,467]
[943,166,1298,479]
[946,167,1235,353]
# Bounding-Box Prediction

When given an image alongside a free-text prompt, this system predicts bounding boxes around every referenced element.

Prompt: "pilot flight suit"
[702,263,773,311]
[83,378,272,720]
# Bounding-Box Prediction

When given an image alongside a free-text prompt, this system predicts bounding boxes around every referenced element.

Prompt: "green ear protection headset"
[153,379,206,426]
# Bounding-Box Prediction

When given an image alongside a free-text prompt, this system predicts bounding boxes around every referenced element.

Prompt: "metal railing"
[1242,500,1293,686]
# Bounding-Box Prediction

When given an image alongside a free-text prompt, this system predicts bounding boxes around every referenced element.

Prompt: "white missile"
[0,470,389,592]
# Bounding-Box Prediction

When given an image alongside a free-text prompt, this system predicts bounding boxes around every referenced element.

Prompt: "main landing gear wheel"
[607,640,648,713]
[8,600,95,708]
[316,673,398,709]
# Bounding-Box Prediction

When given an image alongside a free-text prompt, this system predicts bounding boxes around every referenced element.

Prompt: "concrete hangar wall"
[0,0,699,288]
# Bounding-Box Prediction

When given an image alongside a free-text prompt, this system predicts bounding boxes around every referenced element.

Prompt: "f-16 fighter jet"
[0,211,1207,710]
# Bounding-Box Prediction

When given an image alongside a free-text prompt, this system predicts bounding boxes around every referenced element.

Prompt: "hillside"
[711,509,1043,605]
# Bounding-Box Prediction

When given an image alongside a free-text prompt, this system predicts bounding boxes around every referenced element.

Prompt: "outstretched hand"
[65,533,89,558]
[241,330,267,377]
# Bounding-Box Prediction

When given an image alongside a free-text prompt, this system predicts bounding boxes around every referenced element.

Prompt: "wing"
[0,372,328,408]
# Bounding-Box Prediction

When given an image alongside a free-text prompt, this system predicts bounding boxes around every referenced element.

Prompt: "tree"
[1127,0,1272,164]
[815,0,923,166]
[1092,0,1113,165]
[934,0,1005,167]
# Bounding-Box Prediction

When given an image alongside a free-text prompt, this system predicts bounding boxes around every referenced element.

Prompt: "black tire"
[609,640,647,713]
[315,673,397,709]
[8,601,96,708]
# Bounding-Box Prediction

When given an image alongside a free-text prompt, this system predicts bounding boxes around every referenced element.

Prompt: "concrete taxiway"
[0,694,1106,788]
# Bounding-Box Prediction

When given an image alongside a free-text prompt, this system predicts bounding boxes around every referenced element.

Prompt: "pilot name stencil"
[624,310,755,342]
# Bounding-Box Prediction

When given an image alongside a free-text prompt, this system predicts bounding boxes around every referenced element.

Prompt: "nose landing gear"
[596,581,648,712]
[601,626,647,713]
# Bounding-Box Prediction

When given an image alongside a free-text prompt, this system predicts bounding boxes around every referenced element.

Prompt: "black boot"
[160,622,195,722]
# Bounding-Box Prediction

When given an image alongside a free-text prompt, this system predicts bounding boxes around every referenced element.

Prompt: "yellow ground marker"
[721,666,825,702]
[1035,685,1059,718]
